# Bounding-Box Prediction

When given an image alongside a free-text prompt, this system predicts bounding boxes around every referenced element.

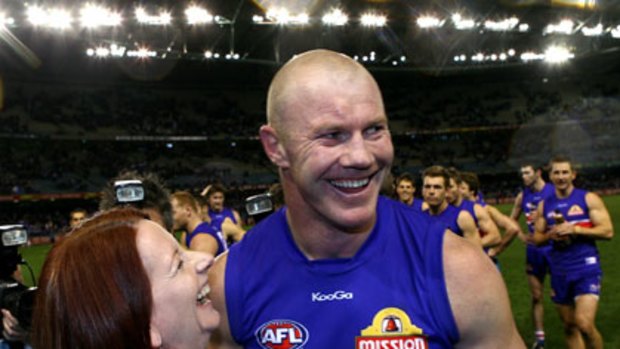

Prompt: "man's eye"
[321,132,341,140]
[366,125,385,135]
[177,260,184,271]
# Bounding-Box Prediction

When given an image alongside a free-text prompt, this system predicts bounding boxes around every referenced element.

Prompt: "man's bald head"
[266,49,382,135]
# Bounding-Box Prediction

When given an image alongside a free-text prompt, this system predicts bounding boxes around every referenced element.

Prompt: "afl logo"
[255,319,309,349]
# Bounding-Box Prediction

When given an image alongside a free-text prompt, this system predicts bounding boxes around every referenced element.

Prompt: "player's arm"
[208,253,243,349]
[457,211,482,247]
[232,210,244,228]
[486,205,523,257]
[509,192,523,221]
[532,201,552,245]
[557,192,613,240]
[189,234,220,257]
[474,204,501,248]
[443,232,525,348]
[222,218,246,242]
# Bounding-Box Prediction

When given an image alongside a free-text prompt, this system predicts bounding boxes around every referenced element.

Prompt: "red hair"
[33,208,153,349]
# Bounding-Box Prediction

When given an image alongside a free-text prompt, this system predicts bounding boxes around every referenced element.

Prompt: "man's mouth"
[329,178,370,189]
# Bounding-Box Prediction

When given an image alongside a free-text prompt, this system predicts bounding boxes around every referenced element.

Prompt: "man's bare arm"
[475,204,501,248]
[208,253,243,349]
[457,211,483,247]
[443,232,525,348]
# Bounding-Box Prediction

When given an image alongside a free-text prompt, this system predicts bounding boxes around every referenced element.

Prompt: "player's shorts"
[550,269,602,305]
[525,244,552,278]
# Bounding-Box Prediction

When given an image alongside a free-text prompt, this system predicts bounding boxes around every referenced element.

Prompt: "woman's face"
[136,220,219,349]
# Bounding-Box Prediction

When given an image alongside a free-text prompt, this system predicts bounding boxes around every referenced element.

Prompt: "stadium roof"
[2,0,620,82]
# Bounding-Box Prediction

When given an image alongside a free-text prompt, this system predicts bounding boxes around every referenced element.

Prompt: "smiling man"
[207,49,524,349]
[533,156,613,349]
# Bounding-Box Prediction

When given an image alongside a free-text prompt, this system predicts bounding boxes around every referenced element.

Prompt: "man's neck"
[429,201,448,216]
[555,184,574,199]
[284,206,374,260]
[532,178,546,192]
[187,216,203,233]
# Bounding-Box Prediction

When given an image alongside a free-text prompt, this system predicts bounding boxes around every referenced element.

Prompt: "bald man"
[208,50,524,349]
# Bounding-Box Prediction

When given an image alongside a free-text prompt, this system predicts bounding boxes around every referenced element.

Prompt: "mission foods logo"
[255,319,309,349]
[356,308,429,349]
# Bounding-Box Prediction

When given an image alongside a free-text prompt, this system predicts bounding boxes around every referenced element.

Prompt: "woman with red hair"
[32,207,219,349]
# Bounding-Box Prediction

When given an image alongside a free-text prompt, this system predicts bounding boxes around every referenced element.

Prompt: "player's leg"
[555,304,585,349]
[573,272,603,349]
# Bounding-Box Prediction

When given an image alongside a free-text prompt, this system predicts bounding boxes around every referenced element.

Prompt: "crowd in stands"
[1,67,619,237]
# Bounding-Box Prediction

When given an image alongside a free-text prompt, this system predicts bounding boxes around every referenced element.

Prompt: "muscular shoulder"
[443,232,520,345]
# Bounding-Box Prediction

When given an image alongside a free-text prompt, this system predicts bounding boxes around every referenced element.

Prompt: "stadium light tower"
[360,13,386,27]
[322,9,348,26]
[185,5,213,25]
[135,7,171,26]
[79,4,122,28]
[27,6,73,30]
[544,46,574,63]
[416,15,444,29]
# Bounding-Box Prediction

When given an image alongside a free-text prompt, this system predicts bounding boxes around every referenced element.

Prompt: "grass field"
[17,195,620,347]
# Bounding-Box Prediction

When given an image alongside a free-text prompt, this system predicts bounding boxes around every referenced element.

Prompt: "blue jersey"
[424,204,463,236]
[456,200,478,227]
[225,196,459,348]
[522,183,555,234]
[399,198,423,212]
[185,222,228,256]
[208,207,238,232]
[542,188,600,274]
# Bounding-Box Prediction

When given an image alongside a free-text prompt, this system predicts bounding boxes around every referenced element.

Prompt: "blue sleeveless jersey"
[424,204,463,237]
[398,197,423,212]
[522,183,555,234]
[456,200,478,227]
[208,207,238,232]
[185,222,228,256]
[542,188,600,274]
[226,196,459,348]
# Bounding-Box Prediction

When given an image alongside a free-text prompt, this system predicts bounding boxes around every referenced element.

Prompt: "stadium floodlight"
[544,46,574,63]
[612,25,620,38]
[185,6,213,25]
[483,17,519,31]
[581,23,603,37]
[322,9,348,26]
[452,13,476,30]
[27,6,73,30]
[127,48,157,58]
[471,52,484,62]
[520,51,545,62]
[79,4,122,28]
[360,13,386,27]
[543,19,574,35]
[204,50,213,58]
[0,13,15,27]
[95,47,110,57]
[518,23,530,32]
[265,8,308,25]
[110,44,126,57]
[416,15,444,29]
[135,7,171,26]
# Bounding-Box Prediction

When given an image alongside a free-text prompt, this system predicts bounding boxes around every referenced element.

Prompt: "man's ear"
[259,125,290,168]
[150,324,162,348]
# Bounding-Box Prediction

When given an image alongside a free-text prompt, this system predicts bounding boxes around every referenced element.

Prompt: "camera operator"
[0,225,34,349]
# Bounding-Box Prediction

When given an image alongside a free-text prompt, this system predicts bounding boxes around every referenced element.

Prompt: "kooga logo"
[311,290,354,302]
